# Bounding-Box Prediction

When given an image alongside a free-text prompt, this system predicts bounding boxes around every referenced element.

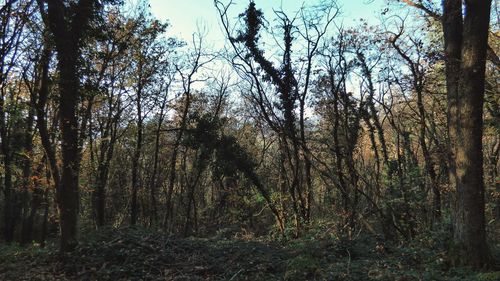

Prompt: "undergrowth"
[0,225,498,280]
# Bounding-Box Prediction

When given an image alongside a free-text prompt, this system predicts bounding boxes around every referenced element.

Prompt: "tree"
[396,0,493,267]
[0,0,38,243]
[39,0,97,252]
[85,7,134,227]
[163,30,211,231]
[388,20,441,222]
[216,0,337,235]
[443,0,492,267]
[127,8,170,226]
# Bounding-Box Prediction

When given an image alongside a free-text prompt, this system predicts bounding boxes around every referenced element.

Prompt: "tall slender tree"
[39,0,97,252]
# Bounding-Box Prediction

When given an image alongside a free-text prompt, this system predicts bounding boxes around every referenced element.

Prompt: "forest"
[0,0,498,280]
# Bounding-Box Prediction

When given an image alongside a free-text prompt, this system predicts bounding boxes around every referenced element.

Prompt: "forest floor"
[0,226,499,281]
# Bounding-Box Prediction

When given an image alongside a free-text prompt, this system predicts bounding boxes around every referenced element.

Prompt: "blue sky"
[149,0,386,44]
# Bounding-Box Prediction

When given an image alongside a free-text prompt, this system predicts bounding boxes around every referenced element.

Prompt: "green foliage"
[0,243,57,281]
[285,255,321,280]
[0,227,496,280]
[476,272,500,281]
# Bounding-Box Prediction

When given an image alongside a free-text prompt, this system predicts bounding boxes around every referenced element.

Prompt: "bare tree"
[215,0,337,235]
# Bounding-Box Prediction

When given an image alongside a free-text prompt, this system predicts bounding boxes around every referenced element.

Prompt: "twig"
[229,268,245,280]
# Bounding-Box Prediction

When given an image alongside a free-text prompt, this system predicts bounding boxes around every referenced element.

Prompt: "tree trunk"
[20,62,37,244]
[44,0,95,253]
[130,116,143,225]
[164,91,190,230]
[149,101,166,226]
[131,77,144,225]
[57,54,81,252]
[443,0,492,268]
[2,155,15,242]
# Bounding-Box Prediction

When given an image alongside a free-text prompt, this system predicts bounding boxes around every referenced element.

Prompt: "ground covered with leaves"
[0,226,499,280]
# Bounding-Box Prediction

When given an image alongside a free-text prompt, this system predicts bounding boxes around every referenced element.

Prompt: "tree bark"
[443,0,492,268]
[43,0,95,253]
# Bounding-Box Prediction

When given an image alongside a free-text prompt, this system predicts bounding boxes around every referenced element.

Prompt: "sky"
[144,0,389,118]
[149,0,387,46]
